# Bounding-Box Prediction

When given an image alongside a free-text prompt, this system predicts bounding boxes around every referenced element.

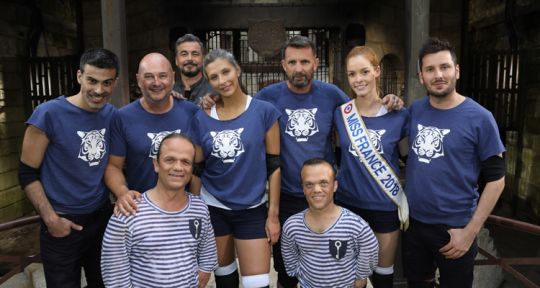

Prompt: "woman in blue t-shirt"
[334,46,409,288]
[191,49,281,288]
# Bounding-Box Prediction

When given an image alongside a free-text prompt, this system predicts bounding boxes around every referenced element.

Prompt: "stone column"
[405,0,430,103]
[101,0,129,107]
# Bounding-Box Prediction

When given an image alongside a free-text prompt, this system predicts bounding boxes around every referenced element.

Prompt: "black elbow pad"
[18,161,41,189]
[480,155,505,182]
[266,154,280,178]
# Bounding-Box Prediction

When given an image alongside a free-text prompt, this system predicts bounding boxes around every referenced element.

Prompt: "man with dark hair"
[101,133,217,287]
[281,158,378,288]
[105,52,199,217]
[403,37,505,288]
[19,48,119,287]
[256,35,404,288]
[173,33,213,105]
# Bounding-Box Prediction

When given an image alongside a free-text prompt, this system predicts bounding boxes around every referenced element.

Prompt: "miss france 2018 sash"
[340,100,409,230]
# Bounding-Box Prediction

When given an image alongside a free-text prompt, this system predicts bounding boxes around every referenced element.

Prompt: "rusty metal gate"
[201,28,342,95]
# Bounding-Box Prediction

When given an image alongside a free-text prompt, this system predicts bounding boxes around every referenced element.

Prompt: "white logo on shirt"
[285,108,319,142]
[348,129,386,157]
[210,128,245,163]
[77,129,106,166]
[147,130,182,158]
[412,124,450,163]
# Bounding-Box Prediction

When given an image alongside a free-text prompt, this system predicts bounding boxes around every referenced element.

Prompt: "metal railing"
[0,214,539,286]
[476,215,540,288]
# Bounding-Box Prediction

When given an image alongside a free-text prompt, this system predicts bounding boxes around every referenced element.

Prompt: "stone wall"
[0,0,79,223]
[0,3,33,223]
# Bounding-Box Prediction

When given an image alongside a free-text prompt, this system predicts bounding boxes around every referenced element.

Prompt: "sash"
[340,100,409,230]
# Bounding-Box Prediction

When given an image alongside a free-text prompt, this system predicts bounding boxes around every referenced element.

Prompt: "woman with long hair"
[334,46,409,288]
[191,48,281,288]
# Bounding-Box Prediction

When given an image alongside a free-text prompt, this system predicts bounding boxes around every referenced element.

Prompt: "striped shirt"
[281,207,378,288]
[101,193,218,288]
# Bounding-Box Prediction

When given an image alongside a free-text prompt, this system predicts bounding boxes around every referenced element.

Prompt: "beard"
[287,71,314,88]
[180,62,201,78]
[427,78,456,98]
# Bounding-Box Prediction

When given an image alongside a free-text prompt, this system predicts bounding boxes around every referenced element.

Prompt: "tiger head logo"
[77,129,106,166]
[348,129,386,157]
[412,124,450,163]
[210,128,245,163]
[147,129,182,158]
[285,108,319,142]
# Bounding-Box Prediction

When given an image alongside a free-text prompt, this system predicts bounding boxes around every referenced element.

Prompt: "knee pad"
[214,261,237,276]
[374,265,394,275]
[242,273,269,288]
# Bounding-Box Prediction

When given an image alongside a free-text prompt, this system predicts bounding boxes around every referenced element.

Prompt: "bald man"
[105,53,199,216]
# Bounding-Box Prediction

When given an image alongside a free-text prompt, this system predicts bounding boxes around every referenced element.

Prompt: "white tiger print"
[147,129,182,158]
[349,129,386,157]
[210,128,245,163]
[412,124,450,163]
[77,129,106,166]
[284,108,319,142]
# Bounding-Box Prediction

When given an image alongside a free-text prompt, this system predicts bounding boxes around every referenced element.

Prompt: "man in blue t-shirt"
[19,48,119,287]
[403,38,505,288]
[105,52,199,217]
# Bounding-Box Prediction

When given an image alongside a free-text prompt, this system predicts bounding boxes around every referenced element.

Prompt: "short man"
[281,158,378,288]
[105,52,199,215]
[18,48,118,287]
[101,133,217,287]
[403,37,505,287]
[254,35,403,288]
[173,34,213,105]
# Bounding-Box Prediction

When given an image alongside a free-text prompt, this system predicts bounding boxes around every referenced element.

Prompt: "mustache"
[183,60,197,66]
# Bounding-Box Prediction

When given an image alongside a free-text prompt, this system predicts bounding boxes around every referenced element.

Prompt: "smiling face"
[419,50,460,99]
[346,54,380,99]
[175,41,204,78]
[76,64,117,111]
[153,137,195,191]
[136,53,175,105]
[204,58,242,98]
[301,162,338,212]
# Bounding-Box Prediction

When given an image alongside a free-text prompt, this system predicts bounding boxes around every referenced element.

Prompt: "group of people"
[18,32,505,288]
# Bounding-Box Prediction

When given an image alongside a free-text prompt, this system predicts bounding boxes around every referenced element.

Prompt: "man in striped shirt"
[281,158,378,288]
[101,133,217,287]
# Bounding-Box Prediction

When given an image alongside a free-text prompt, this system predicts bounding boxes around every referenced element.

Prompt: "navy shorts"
[336,201,400,233]
[402,218,477,287]
[209,204,267,239]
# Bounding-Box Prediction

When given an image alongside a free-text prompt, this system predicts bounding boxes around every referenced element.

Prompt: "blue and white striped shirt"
[281,207,378,288]
[101,193,218,288]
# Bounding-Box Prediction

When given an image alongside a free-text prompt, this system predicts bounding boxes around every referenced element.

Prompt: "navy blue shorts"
[208,204,267,239]
[336,201,400,233]
[402,218,477,287]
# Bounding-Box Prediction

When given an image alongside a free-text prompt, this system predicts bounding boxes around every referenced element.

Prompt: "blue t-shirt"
[334,105,409,211]
[406,97,505,226]
[192,98,280,210]
[26,96,115,214]
[256,80,349,197]
[110,98,199,193]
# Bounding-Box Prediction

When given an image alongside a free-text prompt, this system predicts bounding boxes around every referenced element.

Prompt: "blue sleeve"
[101,216,132,287]
[264,103,281,132]
[109,111,128,157]
[191,113,202,146]
[334,85,350,105]
[26,103,55,141]
[401,108,410,140]
[477,112,505,161]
